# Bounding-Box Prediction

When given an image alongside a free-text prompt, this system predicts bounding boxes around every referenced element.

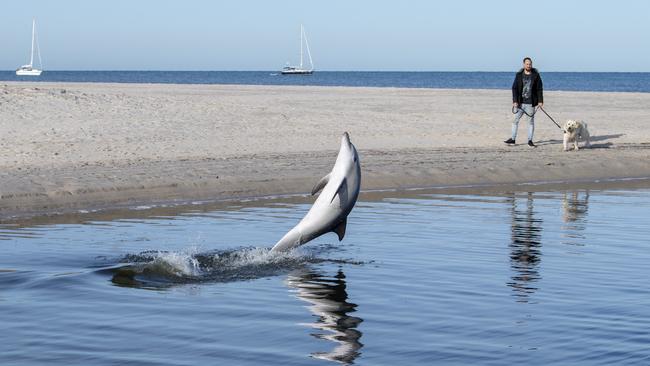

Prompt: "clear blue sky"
[2,0,648,71]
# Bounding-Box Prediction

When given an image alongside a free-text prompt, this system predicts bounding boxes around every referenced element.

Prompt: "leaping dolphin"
[271,132,361,252]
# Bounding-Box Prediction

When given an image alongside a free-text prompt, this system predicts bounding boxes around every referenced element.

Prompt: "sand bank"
[1,82,649,217]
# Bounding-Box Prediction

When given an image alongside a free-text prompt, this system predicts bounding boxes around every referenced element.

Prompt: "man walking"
[505,57,544,147]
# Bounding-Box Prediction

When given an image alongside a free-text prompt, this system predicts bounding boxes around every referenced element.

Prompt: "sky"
[1,0,648,72]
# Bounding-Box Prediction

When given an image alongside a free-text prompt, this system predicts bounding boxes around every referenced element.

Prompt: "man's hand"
[513,102,518,108]
[538,103,544,109]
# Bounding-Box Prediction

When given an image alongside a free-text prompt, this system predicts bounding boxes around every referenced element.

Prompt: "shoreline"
[3,144,649,220]
[2,82,649,219]
[4,176,650,226]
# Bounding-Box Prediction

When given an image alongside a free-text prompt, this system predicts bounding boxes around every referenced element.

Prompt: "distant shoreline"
[1,82,649,218]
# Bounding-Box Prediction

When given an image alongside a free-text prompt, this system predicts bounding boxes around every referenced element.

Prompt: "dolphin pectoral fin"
[311,173,331,196]
[333,218,347,241]
[330,178,349,208]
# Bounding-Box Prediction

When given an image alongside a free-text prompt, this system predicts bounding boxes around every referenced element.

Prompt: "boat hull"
[281,69,314,75]
[16,69,42,76]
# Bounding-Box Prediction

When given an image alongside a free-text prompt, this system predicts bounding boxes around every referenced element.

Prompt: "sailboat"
[281,24,314,75]
[16,18,43,76]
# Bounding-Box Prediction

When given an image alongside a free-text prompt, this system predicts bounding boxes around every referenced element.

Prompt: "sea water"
[1,187,650,365]
[3,71,650,93]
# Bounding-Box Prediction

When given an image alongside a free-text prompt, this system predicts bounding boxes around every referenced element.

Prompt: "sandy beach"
[1,82,649,217]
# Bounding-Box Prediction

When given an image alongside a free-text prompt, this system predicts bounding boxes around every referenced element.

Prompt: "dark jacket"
[512,68,543,107]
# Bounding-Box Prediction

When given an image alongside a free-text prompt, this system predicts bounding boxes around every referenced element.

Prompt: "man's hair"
[523,57,533,63]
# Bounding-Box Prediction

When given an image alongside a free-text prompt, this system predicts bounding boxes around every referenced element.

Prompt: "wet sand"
[1,82,649,217]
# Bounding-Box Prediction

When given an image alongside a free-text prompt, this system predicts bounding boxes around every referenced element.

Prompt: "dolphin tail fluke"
[270,226,303,252]
[333,218,347,241]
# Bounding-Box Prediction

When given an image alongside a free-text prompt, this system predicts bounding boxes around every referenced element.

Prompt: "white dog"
[563,120,591,151]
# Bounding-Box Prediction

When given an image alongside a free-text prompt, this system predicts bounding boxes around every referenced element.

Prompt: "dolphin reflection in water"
[106,248,365,362]
[286,269,363,364]
[271,132,361,252]
[111,258,365,363]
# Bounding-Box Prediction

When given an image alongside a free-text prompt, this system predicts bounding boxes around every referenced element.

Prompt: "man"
[505,57,544,147]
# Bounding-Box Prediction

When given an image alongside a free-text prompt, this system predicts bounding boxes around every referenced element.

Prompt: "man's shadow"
[535,133,624,149]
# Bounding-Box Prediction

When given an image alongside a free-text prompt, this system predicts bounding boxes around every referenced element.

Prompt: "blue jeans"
[511,104,535,141]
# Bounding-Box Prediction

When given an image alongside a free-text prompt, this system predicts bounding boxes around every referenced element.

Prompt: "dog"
[563,120,591,151]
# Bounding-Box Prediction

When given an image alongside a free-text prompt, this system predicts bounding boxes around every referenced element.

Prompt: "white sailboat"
[281,24,314,75]
[16,18,43,76]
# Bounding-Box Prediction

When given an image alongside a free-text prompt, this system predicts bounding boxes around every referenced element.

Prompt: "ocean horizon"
[2,71,650,93]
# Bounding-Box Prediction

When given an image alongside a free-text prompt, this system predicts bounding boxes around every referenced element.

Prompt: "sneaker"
[528,140,536,147]
[504,138,515,144]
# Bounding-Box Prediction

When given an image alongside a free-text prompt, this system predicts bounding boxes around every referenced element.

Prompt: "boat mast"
[30,18,36,67]
[36,23,42,69]
[299,24,304,69]
[303,26,313,71]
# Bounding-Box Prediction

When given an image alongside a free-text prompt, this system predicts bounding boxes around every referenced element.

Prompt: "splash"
[108,246,328,288]
[149,251,202,277]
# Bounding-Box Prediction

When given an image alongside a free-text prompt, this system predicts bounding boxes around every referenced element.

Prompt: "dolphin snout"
[341,132,351,147]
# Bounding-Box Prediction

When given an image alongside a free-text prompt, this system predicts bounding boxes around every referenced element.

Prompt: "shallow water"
[2,187,650,365]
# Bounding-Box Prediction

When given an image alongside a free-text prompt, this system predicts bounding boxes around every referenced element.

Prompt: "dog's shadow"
[536,134,624,149]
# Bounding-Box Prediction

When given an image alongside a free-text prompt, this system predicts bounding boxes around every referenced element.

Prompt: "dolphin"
[271,132,361,252]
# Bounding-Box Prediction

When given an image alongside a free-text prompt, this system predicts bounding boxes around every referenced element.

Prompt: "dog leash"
[538,106,566,132]
[512,105,565,132]
[512,105,536,117]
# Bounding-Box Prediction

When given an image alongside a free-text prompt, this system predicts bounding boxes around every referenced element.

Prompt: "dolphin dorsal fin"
[333,218,347,241]
[311,173,331,196]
